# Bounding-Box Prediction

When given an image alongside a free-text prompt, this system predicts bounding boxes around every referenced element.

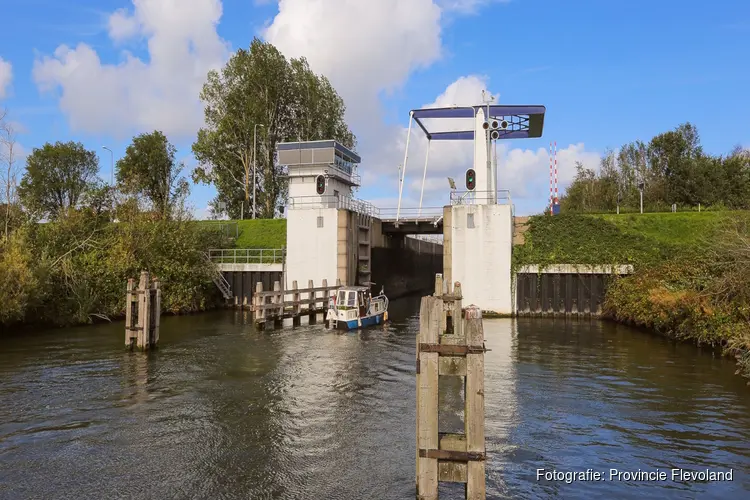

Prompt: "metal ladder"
[204,253,233,299]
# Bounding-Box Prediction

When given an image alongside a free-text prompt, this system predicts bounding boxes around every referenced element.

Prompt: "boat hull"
[332,312,387,331]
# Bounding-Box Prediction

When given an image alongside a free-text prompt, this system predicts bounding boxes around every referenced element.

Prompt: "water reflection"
[0,307,749,499]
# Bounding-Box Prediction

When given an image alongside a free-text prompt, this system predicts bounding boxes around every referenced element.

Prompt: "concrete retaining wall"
[371,235,442,299]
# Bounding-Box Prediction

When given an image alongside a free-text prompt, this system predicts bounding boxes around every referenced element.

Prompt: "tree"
[192,38,355,219]
[116,131,188,219]
[18,141,99,220]
[0,108,22,239]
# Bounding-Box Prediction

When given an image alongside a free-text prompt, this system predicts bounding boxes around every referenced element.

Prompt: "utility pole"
[102,146,115,216]
[102,146,114,186]
[252,123,264,219]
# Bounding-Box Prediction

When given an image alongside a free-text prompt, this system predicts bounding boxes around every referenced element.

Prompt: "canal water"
[1,296,749,499]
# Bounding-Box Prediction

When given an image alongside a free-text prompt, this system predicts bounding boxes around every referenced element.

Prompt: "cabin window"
[317,216,324,228]
[347,291,356,307]
[338,291,346,305]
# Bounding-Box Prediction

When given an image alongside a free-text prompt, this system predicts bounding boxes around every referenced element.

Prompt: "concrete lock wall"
[444,204,513,314]
[371,234,443,299]
[286,207,339,288]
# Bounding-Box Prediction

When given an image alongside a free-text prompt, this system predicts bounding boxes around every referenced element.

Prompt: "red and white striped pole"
[549,142,553,214]
[554,141,558,207]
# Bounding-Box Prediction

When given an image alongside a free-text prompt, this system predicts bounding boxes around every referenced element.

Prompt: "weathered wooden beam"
[137,271,150,350]
[419,344,486,355]
[419,449,486,461]
[152,278,161,346]
[438,432,467,452]
[438,461,467,483]
[464,305,486,499]
[417,295,441,499]
[125,278,135,348]
[438,356,467,376]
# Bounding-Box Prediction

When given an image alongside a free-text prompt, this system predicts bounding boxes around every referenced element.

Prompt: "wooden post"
[464,306,485,499]
[125,278,136,349]
[151,277,161,347]
[434,273,443,297]
[417,275,485,500]
[417,295,441,499]
[273,280,283,328]
[255,281,265,330]
[137,271,151,350]
[308,279,316,324]
[292,280,301,327]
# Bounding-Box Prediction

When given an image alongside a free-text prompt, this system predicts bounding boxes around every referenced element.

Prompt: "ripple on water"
[1,311,750,499]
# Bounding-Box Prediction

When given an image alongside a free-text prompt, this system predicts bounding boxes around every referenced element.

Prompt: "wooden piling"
[308,279,316,324]
[292,281,301,327]
[255,281,265,330]
[124,271,161,351]
[273,281,283,328]
[125,278,136,349]
[417,276,486,499]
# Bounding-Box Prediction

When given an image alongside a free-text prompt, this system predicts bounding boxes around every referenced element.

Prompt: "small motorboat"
[326,285,389,330]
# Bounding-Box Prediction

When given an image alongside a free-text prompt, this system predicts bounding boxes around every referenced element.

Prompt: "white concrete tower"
[279,141,375,290]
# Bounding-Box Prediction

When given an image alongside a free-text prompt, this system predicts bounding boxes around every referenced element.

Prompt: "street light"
[252,123,265,219]
[102,146,114,186]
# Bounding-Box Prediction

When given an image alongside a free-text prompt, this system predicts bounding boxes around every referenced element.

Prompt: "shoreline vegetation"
[513,212,750,382]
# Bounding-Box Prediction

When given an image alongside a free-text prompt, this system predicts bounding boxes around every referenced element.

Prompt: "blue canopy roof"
[410,105,546,141]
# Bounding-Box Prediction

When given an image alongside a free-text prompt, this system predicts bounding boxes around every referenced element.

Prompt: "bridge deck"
[380,218,443,235]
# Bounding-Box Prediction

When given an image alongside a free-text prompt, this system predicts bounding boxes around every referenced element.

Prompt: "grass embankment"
[197,219,287,249]
[514,211,750,381]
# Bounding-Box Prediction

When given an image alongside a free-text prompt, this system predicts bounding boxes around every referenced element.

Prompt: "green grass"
[513,211,749,271]
[598,211,738,249]
[197,219,287,249]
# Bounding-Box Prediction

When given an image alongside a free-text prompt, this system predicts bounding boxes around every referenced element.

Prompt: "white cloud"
[357,75,600,212]
[438,0,510,14]
[33,0,229,139]
[108,8,140,42]
[0,57,12,99]
[263,0,442,127]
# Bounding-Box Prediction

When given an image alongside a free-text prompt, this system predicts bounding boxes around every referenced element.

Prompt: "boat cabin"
[334,286,371,317]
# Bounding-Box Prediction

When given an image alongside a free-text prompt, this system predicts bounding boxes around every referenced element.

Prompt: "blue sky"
[1,0,748,216]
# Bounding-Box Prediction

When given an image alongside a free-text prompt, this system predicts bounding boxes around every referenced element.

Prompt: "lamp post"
[102,146,114,186]
[252,123,265,219]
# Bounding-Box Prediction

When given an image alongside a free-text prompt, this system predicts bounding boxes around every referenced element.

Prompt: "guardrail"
[450,189,513,206]
[288,195,380,217]
[208,248,285,264]
[379,206,444,221]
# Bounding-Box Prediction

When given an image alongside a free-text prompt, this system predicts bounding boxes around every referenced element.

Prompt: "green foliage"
[0,209,230,330]
[116,131,189,218]
[18,141,100,220]
[512,214,675,273]
[192,38,355,220]
[560,123,750,213]
[515,211,750,379]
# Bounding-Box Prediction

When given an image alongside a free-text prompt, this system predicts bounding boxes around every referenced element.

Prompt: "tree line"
[560,123,750,213]
[0,38,355,329]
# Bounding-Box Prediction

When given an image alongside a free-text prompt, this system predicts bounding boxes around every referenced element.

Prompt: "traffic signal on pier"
[465,168,476,191]
[315,175,326,195]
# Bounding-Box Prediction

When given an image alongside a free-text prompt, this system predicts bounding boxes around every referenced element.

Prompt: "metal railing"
[285,164,361,186]
[379,206,444,222]
[287,195,380,217]
[208,248,285,264]
[450,189,513,206]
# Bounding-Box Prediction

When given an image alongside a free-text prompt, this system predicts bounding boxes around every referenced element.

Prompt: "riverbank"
[513,212,750,381]
[0,211,230,332]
